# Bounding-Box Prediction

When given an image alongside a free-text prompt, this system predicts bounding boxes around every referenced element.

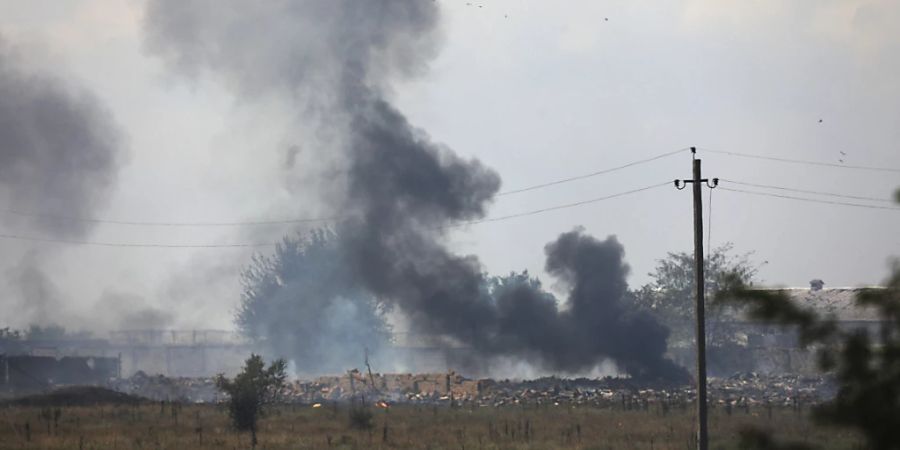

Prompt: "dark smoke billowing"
[144,0,686,380]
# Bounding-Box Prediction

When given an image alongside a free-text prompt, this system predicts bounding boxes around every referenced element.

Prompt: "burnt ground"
[4,386,147,407]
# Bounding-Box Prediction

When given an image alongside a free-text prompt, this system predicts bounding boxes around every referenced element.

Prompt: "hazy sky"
[0,0,897,332]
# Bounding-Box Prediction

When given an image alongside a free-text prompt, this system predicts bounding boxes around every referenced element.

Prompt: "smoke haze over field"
[0,0,896,379]
[0,35,141,329]
[144,0,686,380]
[0,32,181,333]
[0,36,121,238]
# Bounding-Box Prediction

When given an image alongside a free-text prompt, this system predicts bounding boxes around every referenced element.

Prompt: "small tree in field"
[215,354,286,446]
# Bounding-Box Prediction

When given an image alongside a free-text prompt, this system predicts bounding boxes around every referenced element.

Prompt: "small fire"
[375,400,390,409]
[312,403,322,408]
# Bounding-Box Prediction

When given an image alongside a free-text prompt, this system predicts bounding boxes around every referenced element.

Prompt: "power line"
[0,149,686,228]
[455,181,670,227]
[0,147,889,231]
[721,179,896,204]
[497,148,687,196]
[0,209,340,228]
[0,182,670,247]
[700,148,900,173]
[719,187,900,211]
[0,233,276,249]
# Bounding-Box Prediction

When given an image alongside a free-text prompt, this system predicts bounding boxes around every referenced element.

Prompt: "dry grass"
[0,401,862,449]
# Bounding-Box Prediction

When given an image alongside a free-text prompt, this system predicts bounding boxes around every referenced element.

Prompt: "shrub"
[215,354,286,446]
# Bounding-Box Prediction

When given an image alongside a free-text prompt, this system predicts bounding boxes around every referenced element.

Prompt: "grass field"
[0,402,862,449]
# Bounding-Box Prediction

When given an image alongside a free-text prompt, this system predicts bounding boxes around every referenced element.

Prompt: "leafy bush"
[720,263,900,448]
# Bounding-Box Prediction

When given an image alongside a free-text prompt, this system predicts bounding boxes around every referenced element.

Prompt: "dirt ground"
[0,401,862,449]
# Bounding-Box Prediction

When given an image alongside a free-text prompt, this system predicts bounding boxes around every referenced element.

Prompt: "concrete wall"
[1,355,119,390]
[119,344,251,377]
[4,331,253,378]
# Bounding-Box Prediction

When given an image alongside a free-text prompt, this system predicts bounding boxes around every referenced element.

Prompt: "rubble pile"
[281,369,481,403]
[472,373,833,409]
[469,377,688,408]
[106,370,834,407]
[110,371,221,403]
[278,370,833,408]
[709,372,833,408]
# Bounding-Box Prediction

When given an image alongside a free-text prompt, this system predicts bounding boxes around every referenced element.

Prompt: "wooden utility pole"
[675,148,718,450]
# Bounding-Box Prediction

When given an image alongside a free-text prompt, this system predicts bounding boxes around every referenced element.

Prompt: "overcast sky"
[0,0,897,332]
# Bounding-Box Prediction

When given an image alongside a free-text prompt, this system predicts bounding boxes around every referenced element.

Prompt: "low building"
[673,281,887,375]
[0,329,252,381]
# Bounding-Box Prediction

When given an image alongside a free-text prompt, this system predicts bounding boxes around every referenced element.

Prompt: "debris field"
[108,369,833,410]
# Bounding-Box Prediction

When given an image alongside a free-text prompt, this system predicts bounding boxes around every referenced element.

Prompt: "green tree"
[631,243,762,347]
[236,229,392,374]
[721,188,900,449]
[215,354,287,447]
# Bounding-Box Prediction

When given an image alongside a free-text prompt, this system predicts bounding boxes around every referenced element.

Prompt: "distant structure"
[109,330,252,377]
[1,354,119,392]
[1,328,474,385]
[0,330,252,381]
[690,285,887,375]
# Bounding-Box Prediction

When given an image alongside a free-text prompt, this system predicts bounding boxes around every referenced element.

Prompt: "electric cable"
[700,148,900,173]
[719,187,900,211]
[720,179,896,204]
[498,148,687,196]
[0,182,672,247]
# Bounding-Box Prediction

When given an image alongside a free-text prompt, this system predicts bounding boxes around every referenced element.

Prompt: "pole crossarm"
[674,178,719,189]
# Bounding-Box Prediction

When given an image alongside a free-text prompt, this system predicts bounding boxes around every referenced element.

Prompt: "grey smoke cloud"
[5,251,63,326]
[144,0,685,380]
[0,35,125,330]
[0,36,122,238]
[94,290,175,331]
[5,253,173,333]
[143,0,440,105]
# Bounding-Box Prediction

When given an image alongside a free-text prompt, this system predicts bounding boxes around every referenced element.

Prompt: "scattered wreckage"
[104,369,833,409]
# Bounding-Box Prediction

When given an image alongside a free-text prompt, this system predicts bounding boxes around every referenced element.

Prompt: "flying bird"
[840,151,846,155]
[818,119,823,123]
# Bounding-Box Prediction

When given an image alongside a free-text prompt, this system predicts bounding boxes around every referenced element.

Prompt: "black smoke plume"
[144,0,687,381]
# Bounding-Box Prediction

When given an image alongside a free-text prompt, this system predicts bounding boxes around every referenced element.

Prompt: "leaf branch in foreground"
[717,267,900,449]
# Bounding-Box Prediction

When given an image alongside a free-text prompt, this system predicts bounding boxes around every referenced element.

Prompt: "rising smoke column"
[539,230,686,379]
[0,37,122,238]
[144,0,686,381]
[0,36,125,327]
